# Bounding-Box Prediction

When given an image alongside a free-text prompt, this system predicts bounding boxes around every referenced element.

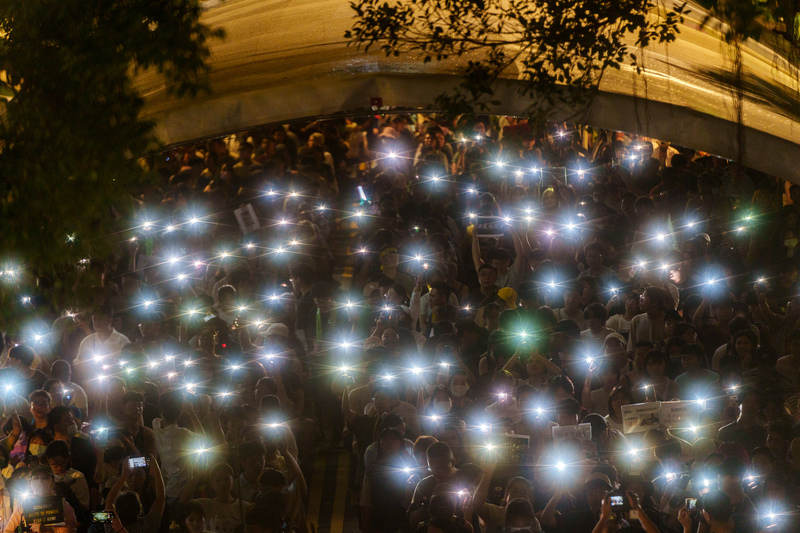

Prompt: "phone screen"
[610,495,624,508]
[128,456,148,469]
[92,512,114,523]
[685,498,697,511]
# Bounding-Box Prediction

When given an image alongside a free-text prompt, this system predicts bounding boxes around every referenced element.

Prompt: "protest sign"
[475,216,505,238]
[24,496,65,525]
[552,423,592,442]
[234,203,260,234]
[622,401,698,434]
[622,403,661,434]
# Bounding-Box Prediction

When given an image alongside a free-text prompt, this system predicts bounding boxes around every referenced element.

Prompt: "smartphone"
[357,186,369,203]
[128,456,150,469]
[610,495,625,509]
[685,498,697,511]
[92,511,115,523]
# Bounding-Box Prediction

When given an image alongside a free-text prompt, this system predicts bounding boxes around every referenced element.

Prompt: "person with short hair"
[45,440,90,510]
[1,345,49,398]
[676,344,718,400]
[75,304,131,364]
[49,361,88,422]
[180,463,252,533]
[627,286,667,354]
[153,389,204,501]
[408,442,461,527]
[118,391,157,459]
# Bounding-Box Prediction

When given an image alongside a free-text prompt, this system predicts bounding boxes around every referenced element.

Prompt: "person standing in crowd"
[7,116,800,533]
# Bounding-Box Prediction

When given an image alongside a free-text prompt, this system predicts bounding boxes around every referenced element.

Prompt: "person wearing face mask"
[3,464,78,533]
[423,387,462,435]
[45,406,96,495]
[44,440,90,517]
[449,371,477,422]
[24,428,54,468]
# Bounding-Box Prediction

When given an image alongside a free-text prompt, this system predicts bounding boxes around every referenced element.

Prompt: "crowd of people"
[3,114,800,533]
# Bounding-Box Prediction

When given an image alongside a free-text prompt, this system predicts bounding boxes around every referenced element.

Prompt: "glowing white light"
[388,152,397,159]
[269,294,279,301]
[430,415,440,422]
[266,190,276,196]
[689,426,698,433]
[515,170,523,177]
[468,213,476,219]
[220,252,229,258]
[467,188,476,194]
[479,424,491,432]
[168,256,178,264]
[143,300,153,308]
[148,361,158,369]
[355,210,364,218]
[545,229,553,236]
[276,247,284,254]
[166,225,175,232]
[411,366,422,375]
[194,261,203,268]
[687,221,695,227]
[382,374,394,380]
[556,462,566,470]
[189,217,200,224]
[439,362,450,368]
[289,191,298,197]
[167,372,176,379]
[495,161,505,167]
[246,243,255,249]
[279,219,287,225]
[657,233,666,241]
[661,263,669,271]
[21,296,31,304]
[340,365,350,373]
[187,308,198,315]
[567,223,576,230]
[403,467,412,473]
[177,274,186,281]
[414,255,422,261]
[503,216,511,223]
[431,176,440,182]
[318,205,326,211]
[737,226,745,232]
[143,222,152,231]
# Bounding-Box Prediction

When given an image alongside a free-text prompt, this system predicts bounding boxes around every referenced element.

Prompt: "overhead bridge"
[134,0,800,181]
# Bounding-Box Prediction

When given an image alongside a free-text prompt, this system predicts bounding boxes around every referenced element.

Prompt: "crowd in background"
[3,114,800,533]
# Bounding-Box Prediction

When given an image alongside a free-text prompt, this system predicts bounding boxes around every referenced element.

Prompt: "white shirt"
[152,418,197,499]
[75,329,131,363]
[63,382,88,412]
[54,468,90,508]
[627,313,665,353]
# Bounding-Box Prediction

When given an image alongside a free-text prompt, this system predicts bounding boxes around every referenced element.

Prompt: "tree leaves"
[345,0,687,121]
[0,0,222,315]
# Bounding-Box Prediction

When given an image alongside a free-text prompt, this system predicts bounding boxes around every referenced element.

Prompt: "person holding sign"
[3,464,77,533]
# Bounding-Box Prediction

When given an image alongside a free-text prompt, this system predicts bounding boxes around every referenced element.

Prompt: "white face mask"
[66,423,78,437]
[451,384,469,398]
[433,399,452,414]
